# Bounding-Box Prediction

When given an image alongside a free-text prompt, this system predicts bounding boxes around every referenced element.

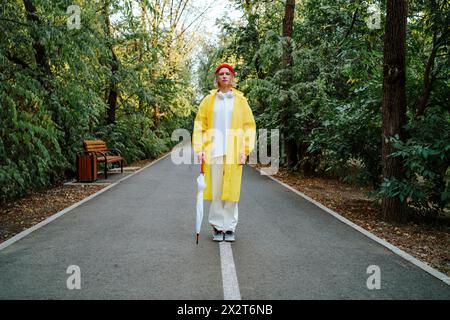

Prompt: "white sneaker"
[224,231,235,242]
[212,229,224,242]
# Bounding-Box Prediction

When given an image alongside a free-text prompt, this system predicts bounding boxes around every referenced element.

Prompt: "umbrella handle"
[201,158,205,174]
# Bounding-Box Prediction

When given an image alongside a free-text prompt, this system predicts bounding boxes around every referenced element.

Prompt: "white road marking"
[219,242,242,300]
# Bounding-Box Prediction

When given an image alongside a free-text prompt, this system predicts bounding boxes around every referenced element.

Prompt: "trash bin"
[76,153,97,182]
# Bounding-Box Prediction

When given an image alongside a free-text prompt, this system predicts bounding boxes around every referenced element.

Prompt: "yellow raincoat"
[192,88,256,202]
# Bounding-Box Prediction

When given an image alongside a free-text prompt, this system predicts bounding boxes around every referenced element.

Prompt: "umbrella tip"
[196,233,199,245]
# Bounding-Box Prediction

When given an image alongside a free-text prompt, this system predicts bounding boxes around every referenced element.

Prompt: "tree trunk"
[415,39,437,118]
[22,0,51,87]
[154,105,160,132]
[282,0,295,68]
[138,1,147,111]
[106,49,118,124]
[103,0,118,124]
[414,0,449,119]
[281,0,297,170]
[381,0,408,222]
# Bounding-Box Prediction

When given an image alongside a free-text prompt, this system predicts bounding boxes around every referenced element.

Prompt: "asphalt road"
[0,144,449,299]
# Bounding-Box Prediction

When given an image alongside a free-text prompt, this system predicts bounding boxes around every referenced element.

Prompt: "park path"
[0,143,449,299]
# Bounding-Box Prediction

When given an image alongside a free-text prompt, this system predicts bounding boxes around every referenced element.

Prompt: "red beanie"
[215,63,235,75]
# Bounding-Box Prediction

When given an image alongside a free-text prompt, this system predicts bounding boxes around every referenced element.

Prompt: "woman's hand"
[197,151,205,162]
[239,153,246,165]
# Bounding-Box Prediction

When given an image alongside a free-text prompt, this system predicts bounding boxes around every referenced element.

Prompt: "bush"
[94,115,170,165]
[376,109,450,214]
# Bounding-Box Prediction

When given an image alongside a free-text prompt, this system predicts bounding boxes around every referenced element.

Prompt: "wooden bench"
[83,140,124,179]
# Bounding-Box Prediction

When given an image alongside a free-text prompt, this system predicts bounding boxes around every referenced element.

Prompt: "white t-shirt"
[212,91,235,158]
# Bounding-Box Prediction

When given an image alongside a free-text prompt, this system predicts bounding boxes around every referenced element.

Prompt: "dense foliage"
[1,0,199,202]
[198,0,449,216]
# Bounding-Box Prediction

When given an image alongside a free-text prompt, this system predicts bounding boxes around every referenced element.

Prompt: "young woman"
[192,63,256,242]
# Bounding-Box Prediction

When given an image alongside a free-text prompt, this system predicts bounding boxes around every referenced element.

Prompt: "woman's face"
[216,68,233,88]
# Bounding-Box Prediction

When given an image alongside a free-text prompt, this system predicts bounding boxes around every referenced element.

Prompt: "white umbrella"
[196,159,206,244]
